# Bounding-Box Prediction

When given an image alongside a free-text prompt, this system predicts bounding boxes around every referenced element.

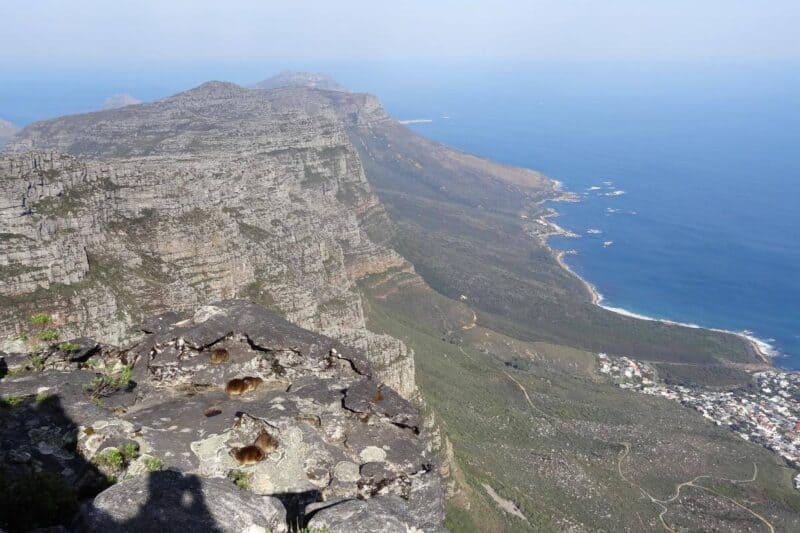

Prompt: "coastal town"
[597,353,800,489]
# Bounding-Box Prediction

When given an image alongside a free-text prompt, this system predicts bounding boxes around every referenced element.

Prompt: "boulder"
[75,470,287,532]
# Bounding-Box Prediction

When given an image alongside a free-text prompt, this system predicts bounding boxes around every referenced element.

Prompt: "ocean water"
[373,63,800,369]
[2,62,798,368]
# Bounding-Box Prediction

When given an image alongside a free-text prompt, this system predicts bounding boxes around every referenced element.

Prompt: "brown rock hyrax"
[225,378,247,396]
[254,430,279,454]
[230,445,265,465]
[242,376,263,392]
[209,347,229,364]
[371,387,384,403]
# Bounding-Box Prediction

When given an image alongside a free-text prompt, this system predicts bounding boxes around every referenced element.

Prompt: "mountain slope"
[1,82,414,397]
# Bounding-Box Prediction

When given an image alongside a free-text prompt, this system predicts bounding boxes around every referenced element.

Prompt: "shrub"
[118,366,133,387]
[120,442,139,461]
[35,392,53,404]
[0,396,24,408]
[83,366,133,400]
[228,470,251,490]
[96,448,124,470]
[142,456,163,472]
[37,329,59,342]
[58,341,81,352]
[29,355,45,372]
[29,313,51,326]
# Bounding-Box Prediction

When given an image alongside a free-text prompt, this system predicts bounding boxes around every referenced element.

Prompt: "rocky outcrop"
[0,301,445,532]
[1,82,416,398]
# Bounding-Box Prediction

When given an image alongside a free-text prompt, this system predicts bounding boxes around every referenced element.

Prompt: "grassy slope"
[359,274,800,531]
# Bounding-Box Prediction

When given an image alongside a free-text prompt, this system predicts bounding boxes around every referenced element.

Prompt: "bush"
[30,313,51,326]
[37,329,59,342]
[29,355,45,372]
[83,366,133,400]
[228,470,251,490]
[96,448,124,470]
[0,395,24,408]
[59,341,81,352]
[120,442,139,461]
[35,392,54,404]
[142,456,163,472]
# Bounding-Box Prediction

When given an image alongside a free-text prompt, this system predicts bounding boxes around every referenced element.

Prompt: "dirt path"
[615,443,773,532]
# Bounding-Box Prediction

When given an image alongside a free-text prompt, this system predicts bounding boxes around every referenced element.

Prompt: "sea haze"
[2,61,798,368]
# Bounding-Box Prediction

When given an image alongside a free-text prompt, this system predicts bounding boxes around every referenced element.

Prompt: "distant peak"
[253,71,348,92]
[176,80,249,99]
[102,93,142,110]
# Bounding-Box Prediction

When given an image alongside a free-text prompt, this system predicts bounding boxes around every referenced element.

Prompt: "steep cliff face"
[1,82,415,397]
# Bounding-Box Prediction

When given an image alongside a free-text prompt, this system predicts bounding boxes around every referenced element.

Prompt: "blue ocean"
[2,62,798,368]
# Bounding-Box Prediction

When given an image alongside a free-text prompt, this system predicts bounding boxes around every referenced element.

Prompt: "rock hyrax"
[230,445,265,465]
[209,347,229,364]
[253,430,279,454]
[225,378,247,396]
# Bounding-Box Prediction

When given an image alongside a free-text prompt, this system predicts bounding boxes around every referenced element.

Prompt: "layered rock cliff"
[1,82,416,397]
[0,300,445,532]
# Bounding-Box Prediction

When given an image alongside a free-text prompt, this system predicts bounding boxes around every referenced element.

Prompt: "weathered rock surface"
[76,470,288,533]
[0,301,444,532]
[1,81,416,398]
[307,495,447,533]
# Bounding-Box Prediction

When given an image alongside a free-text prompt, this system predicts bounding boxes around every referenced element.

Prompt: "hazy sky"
[1,1,798,66]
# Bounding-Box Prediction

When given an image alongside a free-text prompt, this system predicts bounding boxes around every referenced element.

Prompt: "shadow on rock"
[0,394,108,532]
[271,489,322,530]
[75,469,287,533]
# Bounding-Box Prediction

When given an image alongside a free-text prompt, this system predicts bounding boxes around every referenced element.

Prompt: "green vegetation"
[95,448,124,470]
[142,456,163,472]
[35,391,54,404]
[30,313,52,326]
[0,395,24,408]
[228,470,251,490]
[29,355,45,372]
[120,442,139,462]
[37,328,59,342]
[358,278,800,531]
[58,341,81,352]
[84,366,134,400]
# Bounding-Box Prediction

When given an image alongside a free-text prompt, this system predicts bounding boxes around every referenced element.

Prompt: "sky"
[1,1,799,68]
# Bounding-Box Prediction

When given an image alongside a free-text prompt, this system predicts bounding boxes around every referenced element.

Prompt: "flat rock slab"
[307,496,447,533]
[75,470,288,532]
